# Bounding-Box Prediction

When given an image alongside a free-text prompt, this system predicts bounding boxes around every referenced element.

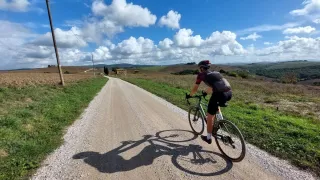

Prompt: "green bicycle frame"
[194,97,224,131]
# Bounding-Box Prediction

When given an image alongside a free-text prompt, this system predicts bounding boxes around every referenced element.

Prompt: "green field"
[0,78,107,179]
[122,75,320,177]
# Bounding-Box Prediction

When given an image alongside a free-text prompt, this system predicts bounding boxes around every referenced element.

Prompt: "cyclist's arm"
[190,84,199,96]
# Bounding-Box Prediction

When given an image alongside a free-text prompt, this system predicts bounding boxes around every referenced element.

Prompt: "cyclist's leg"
[201,93,219,143]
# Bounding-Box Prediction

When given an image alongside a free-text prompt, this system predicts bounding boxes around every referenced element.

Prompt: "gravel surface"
[31,77,317,180]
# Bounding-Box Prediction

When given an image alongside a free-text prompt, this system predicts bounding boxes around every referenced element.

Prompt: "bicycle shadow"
[73,129,233,176]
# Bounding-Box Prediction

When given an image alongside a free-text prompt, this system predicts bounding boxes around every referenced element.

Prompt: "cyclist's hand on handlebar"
[186,93,192,99]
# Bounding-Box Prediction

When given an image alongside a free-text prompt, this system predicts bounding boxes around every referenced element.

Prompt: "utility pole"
[91,53,95,77]
[46,0,65,86]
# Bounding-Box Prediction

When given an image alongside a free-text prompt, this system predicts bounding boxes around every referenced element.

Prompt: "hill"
[235,60,320,83]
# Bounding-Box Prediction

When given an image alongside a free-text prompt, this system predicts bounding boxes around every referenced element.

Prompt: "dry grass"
[0,73,96,87]
[1,66,104,74]
[0,149,8,158]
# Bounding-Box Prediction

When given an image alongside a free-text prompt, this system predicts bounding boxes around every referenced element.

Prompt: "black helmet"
[198,60,210,69]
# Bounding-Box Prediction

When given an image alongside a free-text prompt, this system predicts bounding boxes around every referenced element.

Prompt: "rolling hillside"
[235,61,320,83]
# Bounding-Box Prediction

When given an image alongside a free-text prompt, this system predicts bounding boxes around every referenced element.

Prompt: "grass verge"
[124,78,320,177]
[0,77,107,179]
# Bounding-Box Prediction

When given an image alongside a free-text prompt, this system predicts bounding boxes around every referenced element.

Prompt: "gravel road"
[31,77,316,180]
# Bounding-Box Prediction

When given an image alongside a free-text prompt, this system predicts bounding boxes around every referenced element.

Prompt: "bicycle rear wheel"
[188,107,205,135]
[214,120,246,162]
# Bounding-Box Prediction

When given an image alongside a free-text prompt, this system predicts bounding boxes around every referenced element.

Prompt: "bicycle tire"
[214,120,246,162]
[188,107,205,135]
[171,146,233,176]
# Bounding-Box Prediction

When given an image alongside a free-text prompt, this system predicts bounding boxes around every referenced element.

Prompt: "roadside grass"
[0,77,107,179]
[123,77,320,177]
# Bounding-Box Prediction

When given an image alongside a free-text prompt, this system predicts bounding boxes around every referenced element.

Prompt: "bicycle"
[186,92,246,162]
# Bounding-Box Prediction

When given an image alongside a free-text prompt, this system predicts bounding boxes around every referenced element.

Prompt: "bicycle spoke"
[215,120,246,162]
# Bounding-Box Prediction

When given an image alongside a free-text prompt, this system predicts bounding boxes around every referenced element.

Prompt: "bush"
[237,70,249,79]
[227,71,238,77]
[281,72,298,84]
[64,71,70,74]
[219,69,226,74]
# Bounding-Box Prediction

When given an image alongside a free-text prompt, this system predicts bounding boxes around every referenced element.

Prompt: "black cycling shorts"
[207,91,232,115]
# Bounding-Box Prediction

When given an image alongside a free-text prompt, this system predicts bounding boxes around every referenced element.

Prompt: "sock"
[207,133,212,140]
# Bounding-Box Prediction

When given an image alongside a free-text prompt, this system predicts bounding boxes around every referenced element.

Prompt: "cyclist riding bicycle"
[186,60,232,144]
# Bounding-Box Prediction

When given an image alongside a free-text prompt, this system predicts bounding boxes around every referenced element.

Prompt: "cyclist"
[186,60,232,144]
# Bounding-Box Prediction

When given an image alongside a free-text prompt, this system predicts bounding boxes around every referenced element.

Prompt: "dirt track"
[31,77,316,180]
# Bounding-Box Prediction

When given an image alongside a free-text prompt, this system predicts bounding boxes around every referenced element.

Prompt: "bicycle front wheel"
[188,107,204,135]
[215,120,246,162]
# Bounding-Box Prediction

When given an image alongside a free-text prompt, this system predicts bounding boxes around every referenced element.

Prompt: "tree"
[104,66,109,75]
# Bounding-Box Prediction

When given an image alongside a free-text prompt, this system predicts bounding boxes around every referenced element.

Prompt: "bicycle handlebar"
[185,92,207,105]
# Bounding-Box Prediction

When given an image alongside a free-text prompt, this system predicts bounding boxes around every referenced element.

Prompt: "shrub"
[227,71,238,77]
[237,70,249,79]
[219,69,226,74]
[281,72,298,84]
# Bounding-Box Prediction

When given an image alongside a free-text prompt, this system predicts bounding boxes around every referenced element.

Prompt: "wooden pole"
[46,0,65,86]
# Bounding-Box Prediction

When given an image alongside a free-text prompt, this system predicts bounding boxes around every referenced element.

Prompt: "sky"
[1,0,320,70]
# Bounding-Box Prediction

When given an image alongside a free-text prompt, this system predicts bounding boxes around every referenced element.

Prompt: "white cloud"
[264,42,273,45]
[314,18,320,23]
[82,19,124,42]
[0,19,249,69]
[240,32,262,41]
[255,36,320,58]
[159,10,181,29]
[83,0,157,41]
[174,28,203,47]
[283,26,316,34]
[204,31,246,55]
[237,23,300,35]
[91,0,156,27]
[25,46,53,59]
[159,38,173,49]
[85,29,246,65]
[290,0,320,16]
[0,0,30,12]
[32,27,87,48]
[64,20,84,27]
[111,36,155,56]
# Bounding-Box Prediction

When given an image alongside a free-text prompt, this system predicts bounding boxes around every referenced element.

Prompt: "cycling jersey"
[195,71,230,92]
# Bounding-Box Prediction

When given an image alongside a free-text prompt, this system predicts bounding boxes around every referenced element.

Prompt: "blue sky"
[0,0,320,69]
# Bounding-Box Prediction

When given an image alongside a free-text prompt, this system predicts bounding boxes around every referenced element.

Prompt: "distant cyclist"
[186,60,232,144]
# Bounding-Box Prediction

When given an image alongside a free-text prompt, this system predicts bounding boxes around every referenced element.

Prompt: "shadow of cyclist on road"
[73,129,233,176]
